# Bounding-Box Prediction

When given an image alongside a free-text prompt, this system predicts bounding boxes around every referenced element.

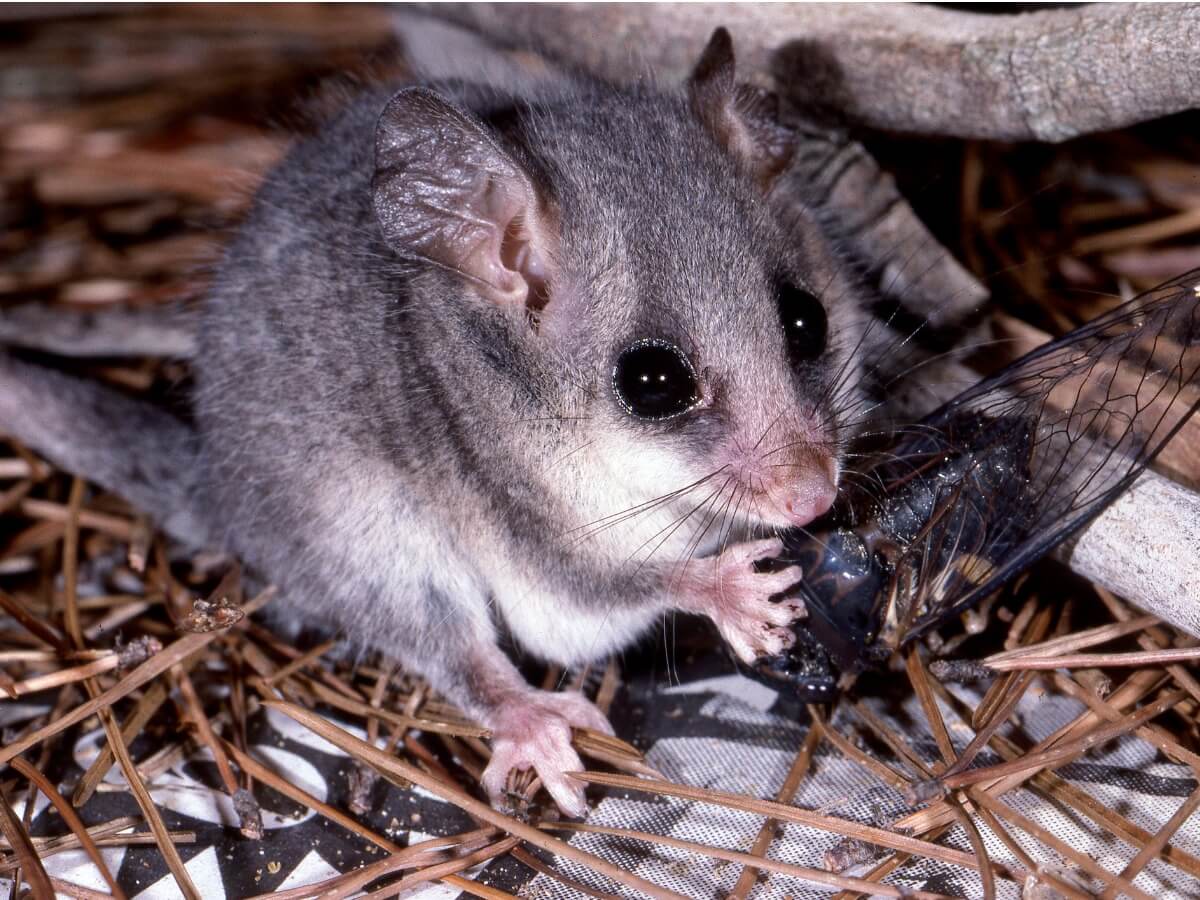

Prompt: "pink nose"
[782,475,837,526]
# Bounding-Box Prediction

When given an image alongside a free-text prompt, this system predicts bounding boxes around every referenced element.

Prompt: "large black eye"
[612,339,700,420]
[777,279,828,364]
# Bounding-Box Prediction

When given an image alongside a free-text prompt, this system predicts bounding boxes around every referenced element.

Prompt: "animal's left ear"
[688,27,795,190]
[372,87,556,312]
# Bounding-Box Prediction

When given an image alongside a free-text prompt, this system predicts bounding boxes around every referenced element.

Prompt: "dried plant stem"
[974,603,1054,729]
[278,674,487,738]
[0,784,53,900]
[968,788,1154,900]
[573,771,1008,878]
[904,649,998,899]
[509,846,620,899]
[594,657,620,714]
[0,816,135,856]
[243,828,496,900]
[0,824,196,875]
[1101,785,1200,900]
[18,497,133,542]
[943,669,1038,779]
[850,702,935,779]
[967,796,1093,900]
[73,676,175,806]
[48,876,113,900]
[261,637,339,687]
[9,758,125,899]
[61,476,86,646]
[56,468,198,897]
[850,701,1081,897]
[0,588,68,651]
[330,833,513,900]
[898,665,1169,830]
[905,648,956,767]
[3,654,119,696]
[348,662,391,814]
[0,480,34,520]
[83,598,152,641]
[728,725,821,900]
[547,822,960,900]
[928,676,1200,879]
[268,705,691,900]
[1095,587,1200,706]
[986,647,1200,670]
[0,460,35,479]
[221,736,496,900]
[0,588,273,766]
[218,737,399,853]
[1074,206,1200,254]
[95,694,200,899]
[363,837,520,899]
[811,706,909,791]
[0,649,111,663]
[574,739,662,780]
[243,622,361,699]
[946,794,996,900]
[264,703,690,900]
[938,690,1184,793]
[985,614,1160,663]
[843,703,1007,900]
[1050,672,1200,772]
[404,733,463,791]
[173,664,261,838]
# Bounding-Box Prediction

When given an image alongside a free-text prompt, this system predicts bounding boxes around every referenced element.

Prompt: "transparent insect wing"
[894,270,1200,643]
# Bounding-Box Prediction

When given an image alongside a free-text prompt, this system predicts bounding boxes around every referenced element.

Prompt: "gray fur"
[0,54,871,758]
[193,64,869,721]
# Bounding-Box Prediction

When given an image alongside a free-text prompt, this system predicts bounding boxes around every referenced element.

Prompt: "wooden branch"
[430,3,1200,142]
[393,11,988,326]
[1065,472,1200,640]
[772,124,987,327]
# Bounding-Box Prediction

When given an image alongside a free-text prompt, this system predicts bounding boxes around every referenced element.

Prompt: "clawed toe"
[730,536,785,566]
[762,565,804,597]
[672,538,808,664]
[481,690,609,819]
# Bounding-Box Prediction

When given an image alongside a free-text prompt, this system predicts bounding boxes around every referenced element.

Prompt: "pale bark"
[433,3,1200,142]
[1066,473,1200,639]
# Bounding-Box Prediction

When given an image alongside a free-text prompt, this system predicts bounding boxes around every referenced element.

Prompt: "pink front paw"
[480,690,612,818]
[678,537,806,664]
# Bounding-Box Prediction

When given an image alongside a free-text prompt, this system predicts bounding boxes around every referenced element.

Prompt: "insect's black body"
[750,412,1037,701]
[749,272,1200,702]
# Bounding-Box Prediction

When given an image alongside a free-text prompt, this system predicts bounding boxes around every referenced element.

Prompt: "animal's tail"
[0,352,208,547]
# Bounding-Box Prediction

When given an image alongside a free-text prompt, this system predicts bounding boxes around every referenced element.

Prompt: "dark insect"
[749,270,1200,702]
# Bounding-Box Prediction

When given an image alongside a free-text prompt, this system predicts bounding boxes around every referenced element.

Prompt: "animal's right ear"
[372,88,556,311]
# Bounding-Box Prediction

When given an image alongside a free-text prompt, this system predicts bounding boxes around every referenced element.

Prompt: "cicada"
[750,270,1200,702]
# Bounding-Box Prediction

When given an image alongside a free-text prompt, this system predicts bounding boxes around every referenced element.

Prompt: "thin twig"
[545,822,962,900]
[0,588,274,766]
[571,771,1013,879]
[9,758,125,899]
[985,646,1200,671]
[1101,784,1200,900]
[728,724,821,900]
[264,702,689,900]
[0,784,53,900]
